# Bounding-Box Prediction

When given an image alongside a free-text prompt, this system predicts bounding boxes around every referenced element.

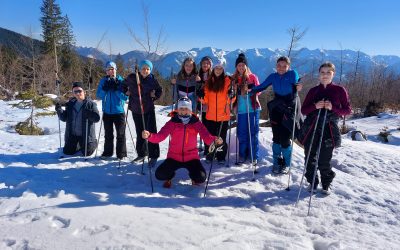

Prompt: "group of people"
[56,53,351,194]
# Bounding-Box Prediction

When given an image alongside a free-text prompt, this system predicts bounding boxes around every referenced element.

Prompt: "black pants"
[63,135,96,156]
[102,113,127,158]
[204,120,229,161]
[155,158,206,183]
[304,135,336,189]
[271,109,291,148]
[132,110,160,158]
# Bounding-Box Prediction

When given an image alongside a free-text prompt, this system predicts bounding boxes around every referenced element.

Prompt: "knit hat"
[200,56,213,67]
[72,82,84,89]
[213,58,226,69]
[140,60,153,73]
[177,97,192,112]
[105,61,117,70]
[235,53,248,67]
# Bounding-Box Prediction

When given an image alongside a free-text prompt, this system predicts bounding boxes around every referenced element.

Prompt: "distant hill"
[0,27,43,56]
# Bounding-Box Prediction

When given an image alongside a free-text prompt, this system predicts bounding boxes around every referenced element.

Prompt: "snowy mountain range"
[76,46,400,80]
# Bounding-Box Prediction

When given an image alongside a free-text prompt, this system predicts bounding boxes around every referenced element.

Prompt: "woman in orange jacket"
[199,60,235,164]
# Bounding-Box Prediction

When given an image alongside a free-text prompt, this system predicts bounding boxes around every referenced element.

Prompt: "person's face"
[276,61,290,75]
[201,60,211,72]
[319,67,335,85]
[178,107,191,116]
[236,63,246,75]
[72,87,85,101]
[184,61,194,75]
[214,66,224,77]
[106,67,116,77]
[140,65,151,78]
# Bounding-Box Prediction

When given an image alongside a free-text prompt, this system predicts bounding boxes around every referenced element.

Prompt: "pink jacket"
[148,113,216,162]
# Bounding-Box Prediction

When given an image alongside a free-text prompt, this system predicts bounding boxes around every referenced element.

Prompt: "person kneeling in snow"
[55,82,100,156]
[142,97,223,188]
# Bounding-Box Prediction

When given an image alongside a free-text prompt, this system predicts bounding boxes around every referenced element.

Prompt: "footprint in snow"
[49,216,71,229]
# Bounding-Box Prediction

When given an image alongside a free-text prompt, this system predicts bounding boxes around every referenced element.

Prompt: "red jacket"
[148,112,216,162]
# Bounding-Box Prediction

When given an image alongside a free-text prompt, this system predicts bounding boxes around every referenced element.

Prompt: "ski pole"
[135,62,154,193]
[295,109,322,206]
[226,86,234,168]
[285,91,299,191]
[125,104,137,153]
[204,121,224,197]
[245,83,256,181]
[94,93,107,158]
[307,108,328,216]
[84,118,89,160]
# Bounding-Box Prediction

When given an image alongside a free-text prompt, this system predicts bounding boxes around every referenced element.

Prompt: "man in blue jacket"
[251,56,302,174]
[96,61,128,159]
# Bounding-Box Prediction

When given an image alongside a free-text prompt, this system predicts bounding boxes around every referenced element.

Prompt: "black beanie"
[235,53,248,67]
[72,82,84,89]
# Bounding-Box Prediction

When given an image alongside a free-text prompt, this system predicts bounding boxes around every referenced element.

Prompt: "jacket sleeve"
[86,101,101,122]
[251,73,272,93]
[153,77,163,101]
[332,86,351,116]
[194,121,216,145]
[301,87,318,115]
[148,120,173,144]
[57,106,68,122]
[96,78,107,100]
[116,76,128,101]
[292,70,300,85]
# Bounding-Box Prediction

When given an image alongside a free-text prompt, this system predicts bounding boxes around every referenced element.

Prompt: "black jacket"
[124,73,163,114]
[56,97,100,147]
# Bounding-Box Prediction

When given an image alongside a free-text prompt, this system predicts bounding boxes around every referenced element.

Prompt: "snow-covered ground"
[0,100,399,249]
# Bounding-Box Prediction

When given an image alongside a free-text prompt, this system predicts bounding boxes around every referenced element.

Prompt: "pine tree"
[40,0,64,54]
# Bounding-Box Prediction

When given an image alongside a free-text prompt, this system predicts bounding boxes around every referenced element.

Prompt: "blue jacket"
[252,70,299,96]
[96,75,128,114]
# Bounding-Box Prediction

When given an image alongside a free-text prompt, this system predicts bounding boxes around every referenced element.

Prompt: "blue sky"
[1,0,400,56]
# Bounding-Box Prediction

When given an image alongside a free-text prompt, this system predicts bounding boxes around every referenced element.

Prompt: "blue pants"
[237,111,259,161]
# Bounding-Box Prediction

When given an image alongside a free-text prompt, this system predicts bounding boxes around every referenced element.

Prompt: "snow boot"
[272,143,282,173]
[321,185,331,195]
[280,146,292,174]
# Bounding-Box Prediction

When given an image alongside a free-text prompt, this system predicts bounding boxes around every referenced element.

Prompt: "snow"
[0,100,399,249]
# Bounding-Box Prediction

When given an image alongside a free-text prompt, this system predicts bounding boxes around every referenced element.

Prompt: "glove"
[102,80,111,91]
[55,102,62,111]
[197,88,205,98]
[110,78,119,90]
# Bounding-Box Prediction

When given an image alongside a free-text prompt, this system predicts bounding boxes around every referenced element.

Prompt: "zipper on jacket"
[182,125,186,162]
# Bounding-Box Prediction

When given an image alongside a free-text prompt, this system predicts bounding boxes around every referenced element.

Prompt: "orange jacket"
[203,76,235,122]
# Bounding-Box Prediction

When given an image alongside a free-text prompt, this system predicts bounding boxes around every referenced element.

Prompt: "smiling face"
[184,61,194,75]
[213,66,224,77]
[178,107,191,116]
[201,60,211,72]
[140,65,151,78]
[106,67,116,78]
[236,62,247,75]
[72,87,85,101]
[319,66,335,85]
[276,61,290,75]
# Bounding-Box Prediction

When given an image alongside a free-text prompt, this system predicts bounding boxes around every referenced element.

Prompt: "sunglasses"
[73,89,83,94]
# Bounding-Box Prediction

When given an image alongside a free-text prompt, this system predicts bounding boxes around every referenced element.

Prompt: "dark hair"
[206,69,226,93]
[199,58,213,81]
[319,62,336,72]
[178,57,198,79]
[277,56,291,65]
